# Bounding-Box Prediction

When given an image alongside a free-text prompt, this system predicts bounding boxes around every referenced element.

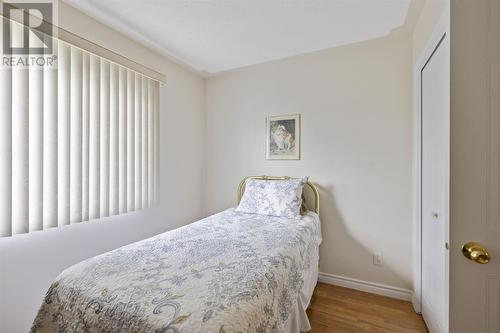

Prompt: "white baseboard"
[318,272,413,301]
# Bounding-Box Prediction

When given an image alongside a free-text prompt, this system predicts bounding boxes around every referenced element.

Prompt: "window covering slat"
[58,42,70,226]
[100,61,110,218]
[29,61,44,231]
[70,47,82,224]
[134,76,142,210]
[11,22,29,235]
[0,66,12,237]
[82,53,90,222]
[89,54,100,220]
[0,39,159,237]
[155,83,160,206]
[127,71,135,212]
[148,81,154,207]
[109,64,119,216]
[141,77,148,208]
[118,67,127,214]
[43,41,58,230]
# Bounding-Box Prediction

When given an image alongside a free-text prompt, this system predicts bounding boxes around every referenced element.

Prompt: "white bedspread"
[31,208,322,333]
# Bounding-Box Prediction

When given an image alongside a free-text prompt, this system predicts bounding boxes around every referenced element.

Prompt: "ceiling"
[64,0,414,74]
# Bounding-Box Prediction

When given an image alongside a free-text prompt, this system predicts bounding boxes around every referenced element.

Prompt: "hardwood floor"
[306,283,429,333]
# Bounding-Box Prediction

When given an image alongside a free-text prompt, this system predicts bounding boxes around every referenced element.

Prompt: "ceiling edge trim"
[62,0,207,76]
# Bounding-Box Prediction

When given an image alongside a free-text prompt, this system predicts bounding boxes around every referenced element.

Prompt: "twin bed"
[31,176,322,333]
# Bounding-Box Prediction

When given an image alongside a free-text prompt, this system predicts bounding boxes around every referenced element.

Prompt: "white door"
[421,33,449,333]
[450,1,500,332]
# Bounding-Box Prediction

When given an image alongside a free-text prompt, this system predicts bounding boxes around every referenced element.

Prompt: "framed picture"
[266,114,301,160]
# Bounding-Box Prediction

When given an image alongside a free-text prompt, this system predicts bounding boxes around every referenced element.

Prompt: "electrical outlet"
[373,252,383,266]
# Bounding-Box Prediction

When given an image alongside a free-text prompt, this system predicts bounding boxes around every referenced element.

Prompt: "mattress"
[31,208,322,333]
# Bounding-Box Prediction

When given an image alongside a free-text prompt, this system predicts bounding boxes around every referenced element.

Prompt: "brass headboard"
[237,176,320,214]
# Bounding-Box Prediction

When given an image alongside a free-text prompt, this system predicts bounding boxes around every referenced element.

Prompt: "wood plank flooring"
[306,283,429,333]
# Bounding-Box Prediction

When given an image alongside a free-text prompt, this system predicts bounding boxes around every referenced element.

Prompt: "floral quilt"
[31,208,322,333]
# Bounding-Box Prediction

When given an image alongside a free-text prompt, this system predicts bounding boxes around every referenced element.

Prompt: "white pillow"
[236,177,308,219]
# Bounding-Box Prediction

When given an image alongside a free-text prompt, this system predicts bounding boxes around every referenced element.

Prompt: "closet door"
[421,33,449,333]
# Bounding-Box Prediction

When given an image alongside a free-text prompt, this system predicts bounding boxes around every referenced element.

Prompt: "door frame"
[413,9,450,330]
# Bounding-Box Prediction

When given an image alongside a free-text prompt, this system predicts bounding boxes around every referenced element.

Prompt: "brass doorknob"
[462,242,491,264]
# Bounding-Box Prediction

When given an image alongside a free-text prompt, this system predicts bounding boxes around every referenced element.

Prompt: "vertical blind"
[0,39,160,237]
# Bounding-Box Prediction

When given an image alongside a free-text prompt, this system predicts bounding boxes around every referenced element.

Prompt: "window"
[0,39,160,237]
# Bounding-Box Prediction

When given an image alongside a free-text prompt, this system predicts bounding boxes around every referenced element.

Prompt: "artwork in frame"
[266,114,301,160]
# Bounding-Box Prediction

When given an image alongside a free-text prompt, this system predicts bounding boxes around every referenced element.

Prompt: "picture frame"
[266,114,301,160]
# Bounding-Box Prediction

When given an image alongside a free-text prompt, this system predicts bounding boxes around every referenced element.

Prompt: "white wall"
[0,3,205,332]
[204,34,414,291]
